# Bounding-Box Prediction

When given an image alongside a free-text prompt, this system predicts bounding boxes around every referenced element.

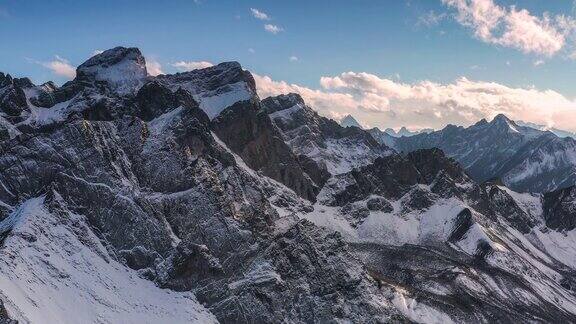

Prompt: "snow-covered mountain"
[367,126,434,152]
[1,47,576,323]
[386,114,576,193]
[339,114,363,129]
[376,126,434,138]
[516,120,576,139]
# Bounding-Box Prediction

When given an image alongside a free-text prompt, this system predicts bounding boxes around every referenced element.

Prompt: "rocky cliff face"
[262,93,393,188]
[1,47,576,323]
[0,47,403,323]
[543,185,576,231]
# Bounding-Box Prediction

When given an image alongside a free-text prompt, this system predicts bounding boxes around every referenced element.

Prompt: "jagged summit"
[473,118,489,127]
[75,46,147,94]
[340,114,363,128]
[374,125,433,138]
[486,113,522,133]
[262,93,392,178]
[261,93,305,114]
[491,113,512,122]
[77,47,145,72]
[156,60,256,119]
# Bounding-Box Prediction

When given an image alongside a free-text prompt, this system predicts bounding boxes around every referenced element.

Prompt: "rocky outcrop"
[0,72,29,120]
[212,99,319,201]
[543,185,576,231]
[262,93,392,184]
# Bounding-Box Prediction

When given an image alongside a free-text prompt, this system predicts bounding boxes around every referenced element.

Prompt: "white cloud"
[248,48,255,54]
[442,0,576,57]
[145,58,163,76]
[289,56,298,62]
[170,61,214,71]
[250,8,270,21]
[498,8,564,56]
[533,59,545,66]
[41,55,76,79]
[253,73,360,113]
[254,71,576,132]
[264,24,283,34]
[443,0,505,41]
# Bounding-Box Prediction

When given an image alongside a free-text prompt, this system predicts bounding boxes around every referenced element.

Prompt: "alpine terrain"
[383,115,576,194]
[1,47,576,323]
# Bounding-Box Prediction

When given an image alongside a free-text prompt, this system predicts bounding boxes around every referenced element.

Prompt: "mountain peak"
[491,113,513,124]
[474,118,488,127]
[261,93,305,114]
[0,72,13,87]
[488,113,521,133]
[78,47,145,72]
[340,114,363,128]
[76,46,147,94]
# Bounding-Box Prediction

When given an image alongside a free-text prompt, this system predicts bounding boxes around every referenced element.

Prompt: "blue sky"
[1,0,576,131]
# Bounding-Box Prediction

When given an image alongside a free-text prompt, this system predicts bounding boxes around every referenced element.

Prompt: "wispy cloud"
[442,0,576,58]
[289,56,298,62]
[145,58,164,76]
[248,48,256,54]
[32,55,76,79]
[264,24,283,34]
[249,8,284,35]
[170,61,214,71]
[250,8,270,21]
[254,71,576,132]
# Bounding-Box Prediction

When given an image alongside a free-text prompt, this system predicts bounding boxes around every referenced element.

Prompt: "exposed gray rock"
[543,185,576,231]
[2,46,576,323]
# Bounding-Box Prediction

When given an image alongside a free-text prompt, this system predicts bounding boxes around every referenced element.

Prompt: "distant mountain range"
[374,114,576,193]
[516,120,576,139]
[339,114,433,137]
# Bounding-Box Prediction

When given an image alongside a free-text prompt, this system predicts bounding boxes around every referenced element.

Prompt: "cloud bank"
[254,71,576,132]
